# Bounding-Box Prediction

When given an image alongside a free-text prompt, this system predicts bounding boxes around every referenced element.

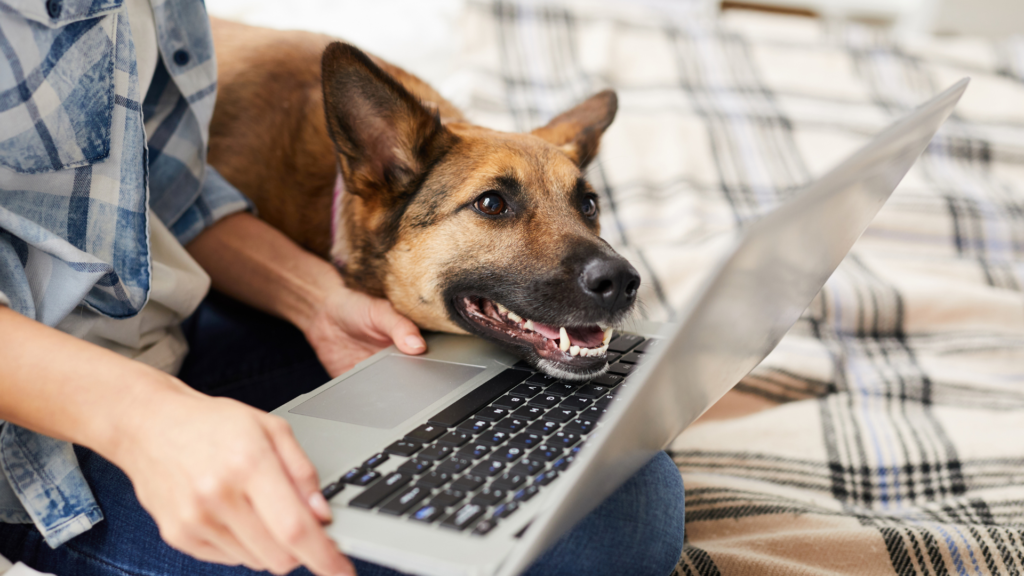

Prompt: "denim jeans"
[0,291,685,576]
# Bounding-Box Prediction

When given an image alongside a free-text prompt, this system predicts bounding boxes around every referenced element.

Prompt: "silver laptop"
[273,79,968,576]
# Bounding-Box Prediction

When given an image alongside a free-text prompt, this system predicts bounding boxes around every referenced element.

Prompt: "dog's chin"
[450,295,614,382]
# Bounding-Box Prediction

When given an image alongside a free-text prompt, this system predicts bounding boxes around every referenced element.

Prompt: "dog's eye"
[475,192,507,216]
[581,195,598,219]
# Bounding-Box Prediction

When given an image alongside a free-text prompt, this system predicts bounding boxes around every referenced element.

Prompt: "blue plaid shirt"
[0,0,251,547]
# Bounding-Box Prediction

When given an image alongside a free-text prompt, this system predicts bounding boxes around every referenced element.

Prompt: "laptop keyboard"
[319,333,660,536]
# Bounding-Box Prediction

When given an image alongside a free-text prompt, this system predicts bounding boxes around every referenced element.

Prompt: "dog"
[208,19,639,380]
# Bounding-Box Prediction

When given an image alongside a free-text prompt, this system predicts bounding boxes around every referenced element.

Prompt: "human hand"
[304,284,426,377]
[111,388,355,576]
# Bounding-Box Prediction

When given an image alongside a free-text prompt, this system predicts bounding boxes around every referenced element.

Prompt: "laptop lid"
[496,78,969,576]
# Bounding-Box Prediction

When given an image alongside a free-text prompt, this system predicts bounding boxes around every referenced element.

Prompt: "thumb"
[373,302,426,355]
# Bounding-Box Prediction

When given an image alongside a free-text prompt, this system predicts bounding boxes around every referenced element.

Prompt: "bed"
[212,1,1024,573]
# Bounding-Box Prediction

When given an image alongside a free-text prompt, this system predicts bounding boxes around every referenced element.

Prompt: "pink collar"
[330,172,348,269]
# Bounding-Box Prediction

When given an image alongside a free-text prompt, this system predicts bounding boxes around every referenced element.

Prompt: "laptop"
[272,78,968,576]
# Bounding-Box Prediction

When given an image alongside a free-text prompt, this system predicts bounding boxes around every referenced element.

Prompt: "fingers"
[370,300,426,355]
[248,446,356,576]
[265,417,333,523]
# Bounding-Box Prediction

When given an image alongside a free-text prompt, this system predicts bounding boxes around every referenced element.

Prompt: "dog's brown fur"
[209,19,630,376]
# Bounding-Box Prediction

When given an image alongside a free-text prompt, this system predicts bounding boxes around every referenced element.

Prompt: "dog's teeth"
[559,327,570,352]
[570,345,580,357]
[507,311,522,322]
[524,319,534,331]
[497,302,508,314]
[602,328,614,346]
[582,347,593,357]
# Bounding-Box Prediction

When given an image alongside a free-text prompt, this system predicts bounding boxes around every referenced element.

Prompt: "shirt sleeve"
[168,165,256,246]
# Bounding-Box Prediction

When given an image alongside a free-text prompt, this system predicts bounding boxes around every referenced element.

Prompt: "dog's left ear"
[321,42,454,201]
[531,90,617,169]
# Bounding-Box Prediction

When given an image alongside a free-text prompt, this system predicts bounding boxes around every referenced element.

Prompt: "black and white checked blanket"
[454,1,1024,574]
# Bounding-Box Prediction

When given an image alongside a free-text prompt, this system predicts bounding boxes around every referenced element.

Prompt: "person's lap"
[0,292,685,576]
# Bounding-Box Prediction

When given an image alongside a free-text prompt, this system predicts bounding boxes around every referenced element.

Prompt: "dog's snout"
[580,257,640,313]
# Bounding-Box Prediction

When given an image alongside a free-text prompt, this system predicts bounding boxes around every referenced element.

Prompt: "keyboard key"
[619,352,643,364]
[608,334,644,353]
[351,470,380,486]
[512,406,546,420]
[544,383,577,397]
[340,467,365,483]
[406,423,446,444]
[349,472,410,509]
[510,384,544,398]
[492,500,519,519]
[607,363,636,376]
[580,405,606,421]
[475,406,512,421]
[545,407,576,423]
[321,482,344,500]
[551,431,581,448]
[512,359,534,370]
[594,397,612,411]
[428,369,531,428]
[605,352,622,364]
[528,395,560,409]
[416,470,453,489]
[430,489,466,509]
[441,504,485,531]
[492,471,527,491]
[526,420,560,435]
[575,385,609,399]
[558,396,592,411]
[553,455,576,471]
[472,519,498,536]
[471,488,507,507]
[564,418,596,434]
[510,459,546,476]
[437,431,471,447]
[457,442,492,459]
[513,484,540,502]
[417,444,454,461]
[411,504,445,523]
[632,338,660,353]
[531,444,563,461]
[591,373,623,387]
[397,458,433,475]
[478,430,512,446]
[493,417,529,433]
[533,470,560,486]
[437,456,473,474]
[379,485,430,515]
[491,395,528,410]
[491,445,526,463]
[509,432,544,449]
[451,474,485,492]
[526,373,559,386]
[456,419,491,435]
[383,441,421,457]
[361,452,389,469]
[470,460,506,477]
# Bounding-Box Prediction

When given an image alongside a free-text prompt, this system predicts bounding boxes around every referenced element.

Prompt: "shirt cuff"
[169,166,256,246]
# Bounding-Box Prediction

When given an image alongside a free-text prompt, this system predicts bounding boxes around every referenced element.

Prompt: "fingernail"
[309,492,332,521]
[405,335,425,350]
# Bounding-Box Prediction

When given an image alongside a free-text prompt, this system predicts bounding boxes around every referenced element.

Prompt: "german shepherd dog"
[208,20,639,380]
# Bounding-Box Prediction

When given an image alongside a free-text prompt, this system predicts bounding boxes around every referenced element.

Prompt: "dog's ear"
[321,42,453,201]
[531,90,617,169]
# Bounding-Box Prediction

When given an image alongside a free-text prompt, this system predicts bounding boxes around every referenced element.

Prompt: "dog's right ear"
[321,42,454,202]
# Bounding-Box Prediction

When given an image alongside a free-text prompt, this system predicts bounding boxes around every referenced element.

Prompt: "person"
[0,1,686,575]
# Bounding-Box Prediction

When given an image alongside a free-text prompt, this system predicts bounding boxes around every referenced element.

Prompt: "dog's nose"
[580,257,641,313]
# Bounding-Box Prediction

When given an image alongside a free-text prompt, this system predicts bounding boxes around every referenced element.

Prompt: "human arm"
[0,306,354,576]
[184,210,426,376]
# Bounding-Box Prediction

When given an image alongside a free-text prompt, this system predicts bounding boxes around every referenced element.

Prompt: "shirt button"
[173,49,190,66]
[46,0,62,18]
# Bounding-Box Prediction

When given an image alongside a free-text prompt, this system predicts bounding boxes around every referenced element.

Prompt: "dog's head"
[321,43,639,380]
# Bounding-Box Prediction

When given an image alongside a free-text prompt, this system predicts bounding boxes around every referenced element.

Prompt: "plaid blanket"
[454,1,1024,574]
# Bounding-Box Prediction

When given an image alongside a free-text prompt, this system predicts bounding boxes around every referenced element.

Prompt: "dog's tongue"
[532,320,606,348]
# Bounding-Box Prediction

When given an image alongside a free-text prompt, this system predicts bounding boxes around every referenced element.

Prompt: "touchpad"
[289,355,486,429]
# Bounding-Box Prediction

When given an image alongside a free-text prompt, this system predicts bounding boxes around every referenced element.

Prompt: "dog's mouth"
[453,296,612,380]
